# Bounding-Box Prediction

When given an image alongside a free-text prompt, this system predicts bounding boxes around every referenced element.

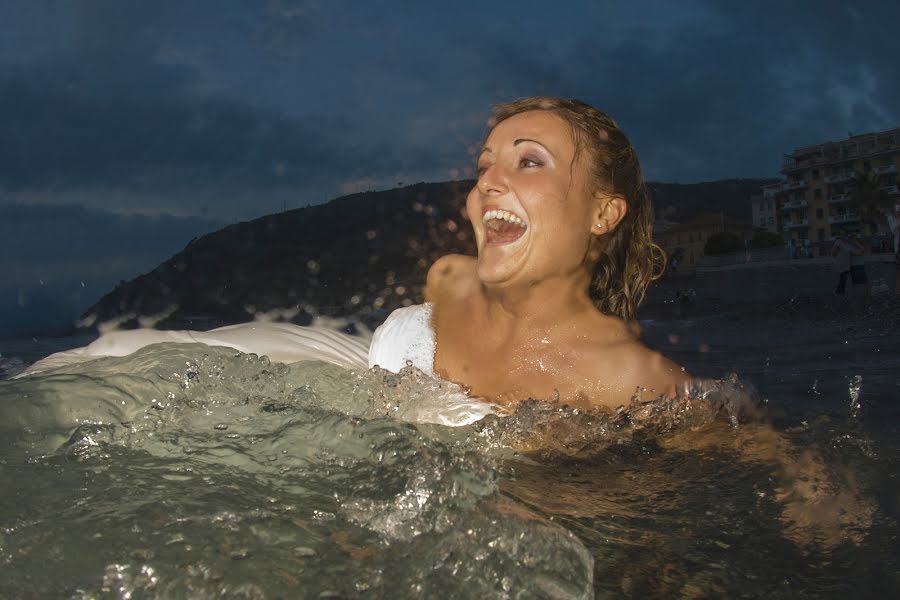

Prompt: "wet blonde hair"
[488,96,665,321]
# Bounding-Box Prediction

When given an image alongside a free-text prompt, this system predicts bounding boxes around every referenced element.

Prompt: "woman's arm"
[660,421,873,548]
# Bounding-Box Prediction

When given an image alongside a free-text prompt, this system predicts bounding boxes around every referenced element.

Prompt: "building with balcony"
[751,193,779,233]
[762,127,900,242]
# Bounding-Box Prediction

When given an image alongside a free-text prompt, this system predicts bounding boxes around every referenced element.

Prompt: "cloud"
[0,203,221,265]
[2,0,899,209]
[0,0,450,214]
[0,202,222,337]
[0,70,361,189]
[457,1,900,182]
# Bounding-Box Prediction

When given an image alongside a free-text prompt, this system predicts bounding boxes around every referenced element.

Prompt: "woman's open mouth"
[482,208,527,246]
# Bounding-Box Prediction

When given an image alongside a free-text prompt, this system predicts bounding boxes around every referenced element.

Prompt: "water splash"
[847,374,863,419]
[473,374,760,459]
[0,343,594,598]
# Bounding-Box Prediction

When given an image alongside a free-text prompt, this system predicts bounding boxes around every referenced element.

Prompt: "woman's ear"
[590,194,627,237]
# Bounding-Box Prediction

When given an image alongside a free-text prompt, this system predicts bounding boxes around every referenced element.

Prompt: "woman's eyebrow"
[513,138,555,158]
[480,138,555,157]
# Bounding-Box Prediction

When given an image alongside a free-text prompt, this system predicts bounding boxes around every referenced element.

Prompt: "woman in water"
[372,97,871,546]
[375,96,688,409]
[33,96,684,412]
[22,96,871,547]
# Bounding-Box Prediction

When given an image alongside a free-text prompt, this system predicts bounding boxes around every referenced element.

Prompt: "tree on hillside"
[703,232,741,255]
[850,171,893,232]
[752,230,782,248]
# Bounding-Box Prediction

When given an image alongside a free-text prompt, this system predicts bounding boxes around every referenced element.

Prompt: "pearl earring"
[595,223,604,229]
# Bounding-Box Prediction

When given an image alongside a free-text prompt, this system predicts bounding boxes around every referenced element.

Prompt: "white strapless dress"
[367,303,435,374]
[20,304,495,426]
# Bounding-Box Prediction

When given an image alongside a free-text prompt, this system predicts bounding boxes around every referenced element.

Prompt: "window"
[863,160,871,172]
[814,188,822,199]
[817,229,825,241]
[812,169,819,179]
[816,208,823,219]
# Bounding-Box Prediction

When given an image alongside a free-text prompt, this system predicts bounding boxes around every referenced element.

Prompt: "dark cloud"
[0,0,443,203]
[463,1,899,182]
[0,68,370,189]
[0,202,221,263]
[0,202,222,337]
[0,2,897,208]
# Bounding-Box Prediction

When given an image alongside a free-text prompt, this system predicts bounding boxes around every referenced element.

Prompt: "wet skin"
[426,111,688,409]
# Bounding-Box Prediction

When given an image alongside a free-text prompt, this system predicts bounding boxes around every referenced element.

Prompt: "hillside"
[81,178,774,329]
[648,178,777,220]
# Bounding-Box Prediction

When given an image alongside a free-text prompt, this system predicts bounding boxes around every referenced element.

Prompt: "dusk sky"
[2,0,899,336]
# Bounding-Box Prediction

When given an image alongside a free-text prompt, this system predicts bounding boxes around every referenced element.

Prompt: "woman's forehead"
[484,111,575,153]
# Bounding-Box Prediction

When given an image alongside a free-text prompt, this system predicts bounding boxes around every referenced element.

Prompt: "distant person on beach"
[832,234,866,296]
[848,233,870,297]
[832,234,852,294]
[891,203,900,294]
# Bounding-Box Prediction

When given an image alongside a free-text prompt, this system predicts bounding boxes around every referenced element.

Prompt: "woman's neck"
[480,269,595,331]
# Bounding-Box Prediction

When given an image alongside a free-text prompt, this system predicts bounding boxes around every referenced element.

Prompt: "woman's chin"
[476,254,522,285]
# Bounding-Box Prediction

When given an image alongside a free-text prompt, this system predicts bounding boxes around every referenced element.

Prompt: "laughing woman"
[372,96,689,409]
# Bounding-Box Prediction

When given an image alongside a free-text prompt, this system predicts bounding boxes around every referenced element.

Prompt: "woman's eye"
[519,157,542,168]
[476,165,488,176]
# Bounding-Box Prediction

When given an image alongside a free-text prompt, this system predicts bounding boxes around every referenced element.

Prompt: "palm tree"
[849,171,893,232]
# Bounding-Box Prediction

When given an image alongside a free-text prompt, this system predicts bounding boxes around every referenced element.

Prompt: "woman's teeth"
[481,209,526,228]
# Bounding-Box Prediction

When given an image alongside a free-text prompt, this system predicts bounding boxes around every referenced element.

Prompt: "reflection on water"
[1,313,898,598]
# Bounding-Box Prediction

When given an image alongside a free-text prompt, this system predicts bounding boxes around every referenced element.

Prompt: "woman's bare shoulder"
[615,341,690,399]
[425,254,478,302]
[575,317,690,404]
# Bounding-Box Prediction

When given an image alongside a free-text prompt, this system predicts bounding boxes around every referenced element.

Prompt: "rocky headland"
[81,178,780,331]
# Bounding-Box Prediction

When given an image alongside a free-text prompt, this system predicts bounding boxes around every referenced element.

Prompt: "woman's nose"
[477,164,508,195]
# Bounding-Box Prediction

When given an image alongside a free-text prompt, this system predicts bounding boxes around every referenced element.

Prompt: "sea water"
[1,309,898,598]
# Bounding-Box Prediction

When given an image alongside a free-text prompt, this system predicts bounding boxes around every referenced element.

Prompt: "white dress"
[367,303,435,375]
[19,304,495,426]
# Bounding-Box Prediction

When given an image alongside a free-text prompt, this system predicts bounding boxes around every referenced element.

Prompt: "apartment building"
[764,127,900,241]
[750,193,779,233]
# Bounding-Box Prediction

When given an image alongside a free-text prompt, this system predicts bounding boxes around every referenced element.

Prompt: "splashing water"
[0,344,596,598]
[1,311,898,598]
[848,374,863,419]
